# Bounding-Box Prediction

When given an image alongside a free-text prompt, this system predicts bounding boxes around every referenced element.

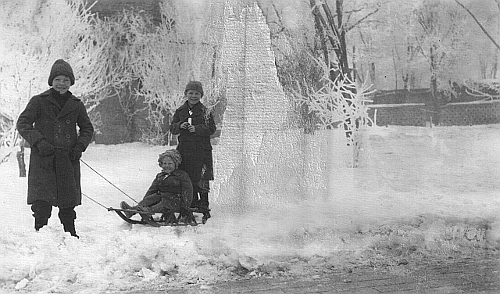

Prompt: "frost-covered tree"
[0,0,220,153]
[295,58,374,167]
[454,0,499,82]
[308,0,381,81]
[129,2,220,145]
[413,0,468,98]
[0,0,94,168]
[353,0,425,91]
[266,0,380,133]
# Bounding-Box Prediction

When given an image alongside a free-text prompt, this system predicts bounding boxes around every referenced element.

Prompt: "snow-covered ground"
[1,125,499,293]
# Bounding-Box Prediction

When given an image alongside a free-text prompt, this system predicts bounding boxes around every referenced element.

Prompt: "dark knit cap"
[184,81,204,96]
[48,59,75,86]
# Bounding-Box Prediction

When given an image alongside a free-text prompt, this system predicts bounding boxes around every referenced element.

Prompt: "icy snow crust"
[1,125,499,293]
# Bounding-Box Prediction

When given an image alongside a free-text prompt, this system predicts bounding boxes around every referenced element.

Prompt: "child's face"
[160,157,176,173]
[185,89,202,106]
[52,75,71,94]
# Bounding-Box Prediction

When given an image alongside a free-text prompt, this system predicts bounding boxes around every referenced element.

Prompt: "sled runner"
[108,207,211,227]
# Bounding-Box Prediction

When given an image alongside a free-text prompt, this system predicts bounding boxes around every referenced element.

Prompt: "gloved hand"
[69,143,84,161]
[36,139,54,157]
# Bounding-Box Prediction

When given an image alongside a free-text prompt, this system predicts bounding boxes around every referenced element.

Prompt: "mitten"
[69,143,84,161]
[36,140,54,157]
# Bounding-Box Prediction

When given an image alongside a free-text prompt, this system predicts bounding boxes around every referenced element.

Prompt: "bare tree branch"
[345,8,380,32]
[454,0,500,50]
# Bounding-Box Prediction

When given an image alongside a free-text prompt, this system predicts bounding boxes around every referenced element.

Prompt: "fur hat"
[48,59,75,86]
[184,81,204,96]
[158,149,182,168]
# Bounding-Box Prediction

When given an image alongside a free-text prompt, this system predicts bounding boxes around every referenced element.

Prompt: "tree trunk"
[430,45,438,97]
[429,45,440,125]
[333,0,351,79]
[492,48,498,79]
[309,0,330,69]
[392,48,398,90]
[352,45,357,82]
[370,62,376,87]
[17,142,26,177]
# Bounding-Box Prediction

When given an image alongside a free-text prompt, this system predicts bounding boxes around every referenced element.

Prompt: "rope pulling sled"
[81,159,209,226]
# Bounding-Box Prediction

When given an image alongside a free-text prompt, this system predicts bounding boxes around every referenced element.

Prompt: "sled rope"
[80,159,138,204]
[82,192,109,209]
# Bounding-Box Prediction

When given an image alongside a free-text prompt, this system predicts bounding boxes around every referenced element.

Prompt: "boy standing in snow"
[169,81,216,223]
[17,59,94,238]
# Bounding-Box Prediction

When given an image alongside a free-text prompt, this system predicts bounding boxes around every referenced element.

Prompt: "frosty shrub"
[1,0,221,149]
[127,3,186,145]
[71,8,145,114]
[72,8,159,141]
[294,57,374,167]
[128,2,220,145]
[0,0,94,161]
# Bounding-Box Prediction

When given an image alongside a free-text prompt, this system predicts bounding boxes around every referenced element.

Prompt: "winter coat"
[169,101,216,184]
[140,169,193,211]
[16,89,94,208]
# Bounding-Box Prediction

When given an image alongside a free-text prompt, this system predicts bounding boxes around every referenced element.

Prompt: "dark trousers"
[192,180,210,209]
[31,200,76,232]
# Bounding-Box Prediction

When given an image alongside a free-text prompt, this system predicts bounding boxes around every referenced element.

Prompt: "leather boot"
[32,200,52,231]
[63,222,79,239]
[34,217,49,231]
[59,207,79,238]
[120,201,137,218]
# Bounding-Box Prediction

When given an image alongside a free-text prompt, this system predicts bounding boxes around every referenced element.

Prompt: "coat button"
[66,134,70,138]
[66,120,71,124]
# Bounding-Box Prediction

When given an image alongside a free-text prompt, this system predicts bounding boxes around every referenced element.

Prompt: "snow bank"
[0,125,499,293]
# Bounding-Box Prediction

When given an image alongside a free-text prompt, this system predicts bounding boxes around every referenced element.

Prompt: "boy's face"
[160,157,176,173]
[185,89,202,106]
[52,75,71,94]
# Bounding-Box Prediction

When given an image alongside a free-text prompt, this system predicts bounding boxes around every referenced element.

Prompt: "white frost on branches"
[294,57,375,167]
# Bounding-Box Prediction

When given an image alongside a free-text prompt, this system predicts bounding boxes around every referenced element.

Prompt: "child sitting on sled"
[120,149,197,225]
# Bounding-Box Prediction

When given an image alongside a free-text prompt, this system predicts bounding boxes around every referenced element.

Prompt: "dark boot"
[59,207,79,238]
[120,201,137,218]
[202,211,211,224]
[197,191,211,224]
[34,218,49,231]
[31,201,52,231]
[63,222,79,239]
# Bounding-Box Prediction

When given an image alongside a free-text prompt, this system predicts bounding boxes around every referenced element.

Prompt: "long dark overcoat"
[17,89,94,208]
[170,101,216,184]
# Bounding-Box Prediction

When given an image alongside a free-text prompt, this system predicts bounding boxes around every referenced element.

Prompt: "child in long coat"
[169,81,216,222]
[17,59,94,238]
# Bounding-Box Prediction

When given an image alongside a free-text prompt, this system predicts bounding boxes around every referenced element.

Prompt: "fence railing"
[368,100,500,126]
